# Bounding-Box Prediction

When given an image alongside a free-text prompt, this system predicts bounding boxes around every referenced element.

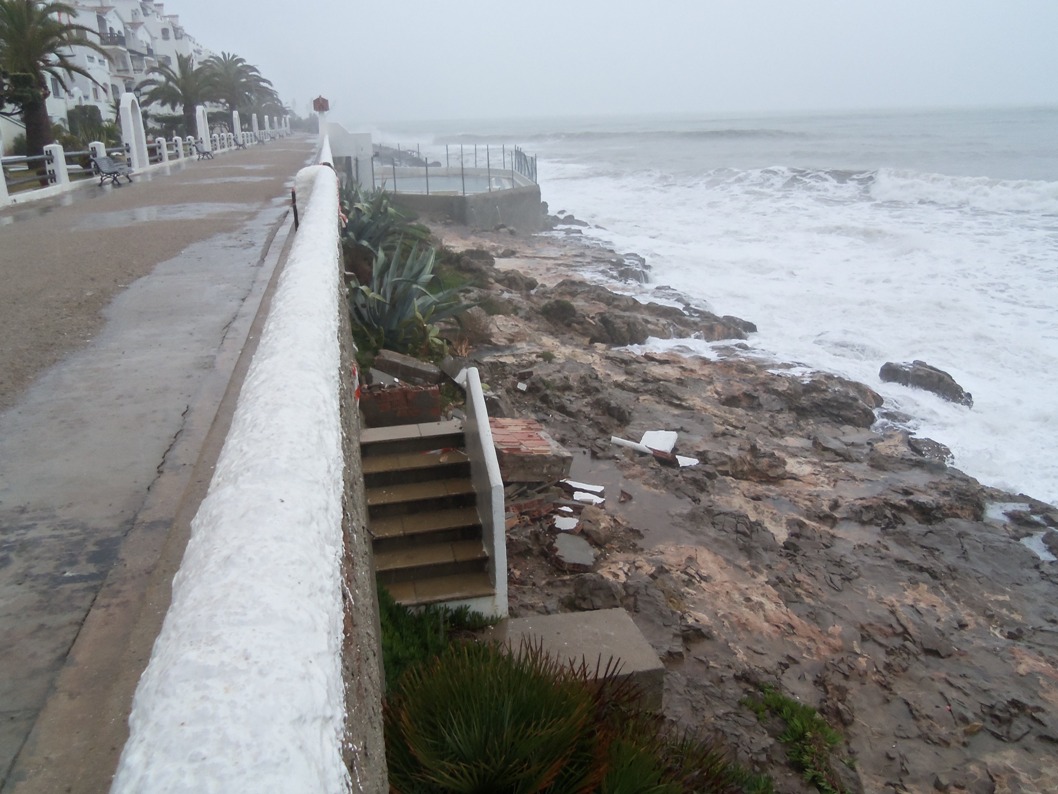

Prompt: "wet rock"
[570,573,623,610]
[1043,529,1058,557]
[880,360,974,407]
[493,268,538,292]
[788,375,883,428]
[540,298,577,325]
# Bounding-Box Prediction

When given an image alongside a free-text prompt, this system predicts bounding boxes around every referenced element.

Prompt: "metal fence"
[364,143,537,196]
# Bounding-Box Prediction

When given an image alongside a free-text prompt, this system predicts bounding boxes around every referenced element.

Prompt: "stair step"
[371,506,481,540]
[363,449,470,487]
[385,571,494,608]
[375,539,486,575]
[366,478,475,509]
[361,420,464,457]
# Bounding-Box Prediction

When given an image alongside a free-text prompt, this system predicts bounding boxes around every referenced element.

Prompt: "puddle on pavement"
[189,176,275,186]
[75,202,248,229]
[567,448,698,547]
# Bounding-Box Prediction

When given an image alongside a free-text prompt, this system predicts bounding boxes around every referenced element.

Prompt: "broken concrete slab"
[553,532,596,572]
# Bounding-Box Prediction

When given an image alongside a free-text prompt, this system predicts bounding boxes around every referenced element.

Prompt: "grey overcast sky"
[170,0,1058,124]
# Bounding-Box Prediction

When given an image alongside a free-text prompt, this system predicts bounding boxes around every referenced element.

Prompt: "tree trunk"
[23,96,56,187]
[23,96,54,159]
[183,106,197,139]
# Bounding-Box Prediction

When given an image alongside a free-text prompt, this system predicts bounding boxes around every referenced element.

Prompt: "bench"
[194,141,215,160]
[91,155,133,186]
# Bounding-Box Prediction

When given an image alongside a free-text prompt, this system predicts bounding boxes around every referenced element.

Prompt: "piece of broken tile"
[561,479,605,494]
[676,455,699,467]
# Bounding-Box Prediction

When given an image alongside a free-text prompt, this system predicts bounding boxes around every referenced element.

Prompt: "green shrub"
[742,686,844,794]
[383,633,770,793]
[377,584,493,692]
[385,640,609,793]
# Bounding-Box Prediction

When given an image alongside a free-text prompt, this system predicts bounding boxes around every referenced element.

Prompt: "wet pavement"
[0,137,316,792]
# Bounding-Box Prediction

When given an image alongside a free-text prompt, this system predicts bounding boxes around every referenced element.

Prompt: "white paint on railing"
[112,161,351,793]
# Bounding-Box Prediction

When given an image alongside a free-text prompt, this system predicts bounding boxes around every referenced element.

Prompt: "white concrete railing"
[462,367,509,618]
[111,145,374,792]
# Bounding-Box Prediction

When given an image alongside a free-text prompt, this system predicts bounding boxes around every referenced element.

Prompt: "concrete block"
[498,608,664,712]
[373,349,443,385]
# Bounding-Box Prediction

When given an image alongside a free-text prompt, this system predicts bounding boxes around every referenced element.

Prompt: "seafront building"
[0,1,214,148]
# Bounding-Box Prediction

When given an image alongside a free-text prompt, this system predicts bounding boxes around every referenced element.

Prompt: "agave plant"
[340,185,430,284]
[347,240,471,357]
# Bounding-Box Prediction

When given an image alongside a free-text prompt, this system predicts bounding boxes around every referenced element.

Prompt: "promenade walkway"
[0,137,317,793]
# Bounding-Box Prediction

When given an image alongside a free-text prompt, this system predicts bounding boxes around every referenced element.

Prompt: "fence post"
[446,144,449,168]
[43,144,69,186]
[486,145,491,192]
[0,128,8,201]
[460,145,466,196]
[425,158,430,195]
[391,159,397,193]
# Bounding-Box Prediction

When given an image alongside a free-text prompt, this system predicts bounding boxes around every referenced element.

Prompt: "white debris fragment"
[554,516,579,532]
[676,455,699,467]
[573,491,605,505]
[640,430,678,454]
[561,479,604,494]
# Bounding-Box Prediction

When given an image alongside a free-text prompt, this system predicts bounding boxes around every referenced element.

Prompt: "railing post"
[43,144,69,186]
[486,145,491,192]
[460,145,466,196]
[158,138,169,163]
[425,158,430,195]
[445,144,449,168]
[172,136,183,159]
[391,159,397,193]
[0,128,9,201]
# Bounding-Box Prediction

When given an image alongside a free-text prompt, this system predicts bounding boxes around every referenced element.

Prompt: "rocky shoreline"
[428,215,1058,794]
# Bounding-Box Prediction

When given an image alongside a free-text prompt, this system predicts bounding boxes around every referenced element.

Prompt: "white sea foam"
[532,109,1058,507]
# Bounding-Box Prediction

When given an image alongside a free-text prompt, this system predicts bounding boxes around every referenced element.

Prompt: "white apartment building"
[42,1,215,130]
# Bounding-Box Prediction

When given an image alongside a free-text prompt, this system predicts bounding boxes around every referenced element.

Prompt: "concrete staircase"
[361,419,493,607]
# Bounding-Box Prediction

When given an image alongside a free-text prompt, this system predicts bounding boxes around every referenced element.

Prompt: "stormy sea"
[373,106,1058,507]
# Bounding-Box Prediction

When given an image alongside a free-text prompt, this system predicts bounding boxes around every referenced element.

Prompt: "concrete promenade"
[0,137,317,792]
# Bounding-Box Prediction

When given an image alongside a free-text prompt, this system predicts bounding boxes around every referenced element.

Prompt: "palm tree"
[0,0,109,158]
[137,53,215,136]
[202,51,274,115]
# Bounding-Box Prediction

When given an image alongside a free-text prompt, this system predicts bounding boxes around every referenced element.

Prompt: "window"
[160,55,171,66]
[50,76,62,96]
[161,27,169,40]
[92,86,100,101]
